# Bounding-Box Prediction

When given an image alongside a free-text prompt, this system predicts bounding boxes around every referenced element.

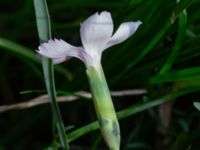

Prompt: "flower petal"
[106,21,142,49]
[37,39,78,58]
[80,11,113,56]
[37,39,86,64]
[52,57,69,64]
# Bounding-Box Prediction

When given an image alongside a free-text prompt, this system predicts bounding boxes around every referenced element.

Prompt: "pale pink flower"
[37,11,142,67]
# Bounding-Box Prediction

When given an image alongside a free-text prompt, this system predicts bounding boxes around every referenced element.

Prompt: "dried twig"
[0,89,147,113]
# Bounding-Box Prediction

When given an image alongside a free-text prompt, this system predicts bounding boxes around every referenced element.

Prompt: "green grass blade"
[0,37,38,63]
[33,0,70,149]
[159,6,187,74]
[150,66,200,84]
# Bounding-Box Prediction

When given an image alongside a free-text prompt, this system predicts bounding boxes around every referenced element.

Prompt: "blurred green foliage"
[0,0,200,149]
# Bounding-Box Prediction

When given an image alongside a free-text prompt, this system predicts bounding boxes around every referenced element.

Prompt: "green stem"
[86,64,120,150]
[33,0,70,149]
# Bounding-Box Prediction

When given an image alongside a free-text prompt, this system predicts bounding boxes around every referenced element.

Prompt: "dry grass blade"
[0,89,147,113]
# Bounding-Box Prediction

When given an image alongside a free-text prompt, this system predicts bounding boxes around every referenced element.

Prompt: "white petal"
[80,11,113,56]
[37,39,78,58]
[52,48,88,64]
[37,39,88,64]
[106,21,142,49]
[52,57,69,64]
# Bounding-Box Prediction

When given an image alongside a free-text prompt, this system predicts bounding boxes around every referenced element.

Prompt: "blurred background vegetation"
[0,0,200,149]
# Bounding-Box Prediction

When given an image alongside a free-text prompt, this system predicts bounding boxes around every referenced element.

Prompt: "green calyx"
[86,64,120,150]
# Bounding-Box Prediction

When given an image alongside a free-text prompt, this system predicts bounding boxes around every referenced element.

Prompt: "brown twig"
[0,89,147,113]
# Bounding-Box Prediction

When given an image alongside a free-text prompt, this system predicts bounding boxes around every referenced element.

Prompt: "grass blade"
[33,0,70,149]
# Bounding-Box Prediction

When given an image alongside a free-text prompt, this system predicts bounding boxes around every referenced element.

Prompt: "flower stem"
[86,64,120,150]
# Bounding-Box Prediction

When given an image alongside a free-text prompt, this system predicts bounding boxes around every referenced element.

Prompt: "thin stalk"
[33,0,70,149]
